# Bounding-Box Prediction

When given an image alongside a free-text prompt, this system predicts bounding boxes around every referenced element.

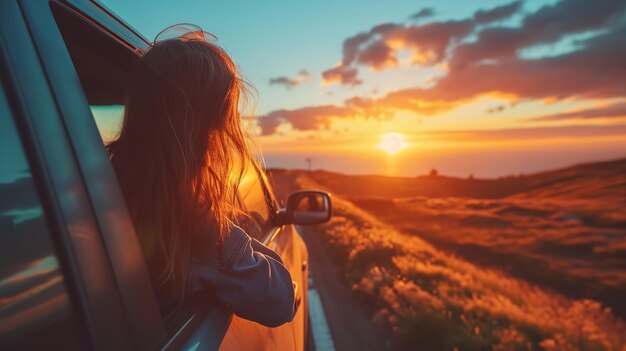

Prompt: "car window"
[237,163,274,239]
[90,104,276,240]
[92,105,124,144]
[90,101,274,240]
[49,3,177,320]
[51,0,274,262]
[0,82,82,350]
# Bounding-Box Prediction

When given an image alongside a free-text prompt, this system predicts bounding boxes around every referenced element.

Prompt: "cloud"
[429,124,626,141]
[487,105,506,114]
[355,0,626,109]
[257,97,395,135]
[269,70,311,88]
[257,105,354,135]
[357,41,398,70]
[262,0,626,135]
[410,8,435,21]
[450,0,626,70]
[386,20,475,65]
[321,65,362,86]
[341,23,400,67]
[323,0,626,86]
[522,0,625,42]
[321,2,525,85]
[382,23,626,108]
[320,23,401,84]
[473,1,523,24]
[529,102,626,121]
[326,20,473,84]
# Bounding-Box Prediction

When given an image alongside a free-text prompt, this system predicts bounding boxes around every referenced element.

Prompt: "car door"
[217,163,308,351]
[0,59,87,351]
[12,0,308,350]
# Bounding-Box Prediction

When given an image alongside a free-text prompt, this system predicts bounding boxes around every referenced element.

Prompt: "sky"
[98,0,626,177]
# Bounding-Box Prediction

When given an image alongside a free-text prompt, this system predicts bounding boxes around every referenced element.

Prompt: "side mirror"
[279,190,332,225]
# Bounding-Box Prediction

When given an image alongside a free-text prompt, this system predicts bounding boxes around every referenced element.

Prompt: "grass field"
[268,159,626,350]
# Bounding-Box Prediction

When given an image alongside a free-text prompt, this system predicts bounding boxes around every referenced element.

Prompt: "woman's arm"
[188,225,297,328]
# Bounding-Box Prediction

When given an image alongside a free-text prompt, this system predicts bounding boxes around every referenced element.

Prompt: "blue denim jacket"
[184,225,297,328]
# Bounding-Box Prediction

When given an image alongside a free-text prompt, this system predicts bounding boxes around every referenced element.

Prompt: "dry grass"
[291,174,626,351]
[350,192,626,319]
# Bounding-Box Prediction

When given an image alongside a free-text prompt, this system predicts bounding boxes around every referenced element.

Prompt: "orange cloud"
[257,105,355,135]
[261,0,626,136]
[269,69,311,88]
[323,0,626,85]
[529,101,626,122]
[321,65,362,86]
[473,1,523,24]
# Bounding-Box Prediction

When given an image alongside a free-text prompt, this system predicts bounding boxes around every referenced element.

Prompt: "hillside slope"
[269,158,626,200]
[271,172,626,351]
[270,158,626,319]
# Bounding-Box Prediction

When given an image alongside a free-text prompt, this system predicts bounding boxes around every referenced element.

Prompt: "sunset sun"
[377,133,409,155]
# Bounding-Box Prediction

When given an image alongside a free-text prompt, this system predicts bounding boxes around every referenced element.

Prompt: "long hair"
[107,34,258,290]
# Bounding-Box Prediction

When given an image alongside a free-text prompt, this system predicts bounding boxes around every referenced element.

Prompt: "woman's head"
[108,29,256,287]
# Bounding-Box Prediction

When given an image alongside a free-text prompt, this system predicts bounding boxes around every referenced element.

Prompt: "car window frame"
[0,1,146,349]
[246,162,286,238]
[15,0,170,349]
[235,161,277,239]
[0,58,88,351]
[256,166,283,242]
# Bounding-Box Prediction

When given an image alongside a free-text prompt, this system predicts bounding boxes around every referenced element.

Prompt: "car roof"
[65,0,151,52]
[55,0,151,105]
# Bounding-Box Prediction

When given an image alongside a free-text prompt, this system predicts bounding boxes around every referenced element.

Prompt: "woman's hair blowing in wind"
[107,30,259,289]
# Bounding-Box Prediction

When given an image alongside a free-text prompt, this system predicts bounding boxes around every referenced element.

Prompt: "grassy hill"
[269,158,626,200]
[268,158,626,350]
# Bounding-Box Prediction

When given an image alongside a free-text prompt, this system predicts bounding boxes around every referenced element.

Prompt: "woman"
[106,25,296,327]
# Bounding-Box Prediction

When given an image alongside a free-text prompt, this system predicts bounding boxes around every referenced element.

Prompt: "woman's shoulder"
[221,224,252,265]
[190,224,251,269]
[187,223,296,327]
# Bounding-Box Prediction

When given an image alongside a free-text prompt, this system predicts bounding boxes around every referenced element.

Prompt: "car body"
[0,0,330,350]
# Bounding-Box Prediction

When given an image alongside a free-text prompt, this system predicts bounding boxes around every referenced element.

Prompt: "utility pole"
[305,157,312,172]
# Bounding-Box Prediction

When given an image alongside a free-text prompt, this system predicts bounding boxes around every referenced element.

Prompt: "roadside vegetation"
[285,173,626,351]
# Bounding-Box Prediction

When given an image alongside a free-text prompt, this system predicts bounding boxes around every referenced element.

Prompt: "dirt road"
[299,225,388,351]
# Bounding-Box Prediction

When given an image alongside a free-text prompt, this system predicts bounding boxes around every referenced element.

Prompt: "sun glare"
[377,133,409,155]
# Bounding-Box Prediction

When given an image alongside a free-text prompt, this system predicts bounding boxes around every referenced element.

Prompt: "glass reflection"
[0,85,79,349]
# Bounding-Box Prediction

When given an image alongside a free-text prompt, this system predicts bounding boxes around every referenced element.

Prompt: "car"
[0,0,331,350]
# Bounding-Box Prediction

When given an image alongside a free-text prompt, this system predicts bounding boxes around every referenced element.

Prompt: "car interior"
[51,2,139,106]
